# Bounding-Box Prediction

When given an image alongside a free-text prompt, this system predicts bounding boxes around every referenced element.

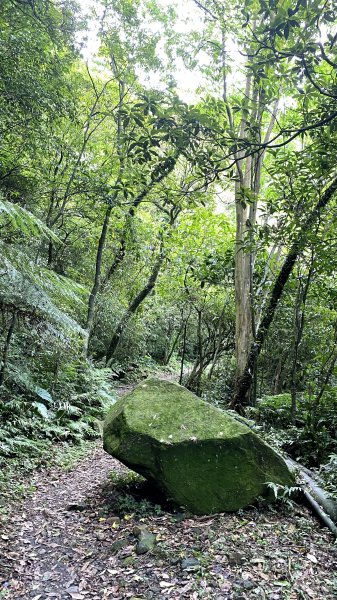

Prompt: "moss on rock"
[103,378,293,514]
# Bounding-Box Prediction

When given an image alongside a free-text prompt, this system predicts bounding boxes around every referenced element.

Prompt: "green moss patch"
[103,378,293,514]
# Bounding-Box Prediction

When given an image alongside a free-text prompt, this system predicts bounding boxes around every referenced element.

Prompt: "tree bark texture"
[231,175,337,411]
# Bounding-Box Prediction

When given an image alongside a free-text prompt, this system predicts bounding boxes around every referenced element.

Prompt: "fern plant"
[266,481,302,505]
[0,197,60,241]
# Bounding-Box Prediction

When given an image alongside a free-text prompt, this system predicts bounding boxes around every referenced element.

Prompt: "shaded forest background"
[0,0,337,497]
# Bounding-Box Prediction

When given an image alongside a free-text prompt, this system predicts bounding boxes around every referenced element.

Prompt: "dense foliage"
[0,0,336,489]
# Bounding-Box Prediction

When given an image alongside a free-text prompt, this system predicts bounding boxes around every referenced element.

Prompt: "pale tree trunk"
[234,194,253,388]
[230,175,337,411]
[221,30,254,401]
[191,0,278,405]
[234,90,279,403]
[233,68,254,402]
[221,28,262,399]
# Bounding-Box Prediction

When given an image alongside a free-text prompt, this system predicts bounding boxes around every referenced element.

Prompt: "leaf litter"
[0,443,337,599]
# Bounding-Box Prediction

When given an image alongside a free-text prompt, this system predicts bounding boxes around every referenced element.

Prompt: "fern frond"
[7,366,53,403]
[0,246,86,333]
[0,198,60,241]
[56,401,82,417]
[35,269,87,308]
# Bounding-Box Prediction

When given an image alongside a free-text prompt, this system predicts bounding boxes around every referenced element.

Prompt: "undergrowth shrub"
[318,454,337,498]
[251,390,337,467]
[254,394,294,427]
[0,366,116,466]
[201,357,236,406]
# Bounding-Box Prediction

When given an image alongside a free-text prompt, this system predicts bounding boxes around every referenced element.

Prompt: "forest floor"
[1,382,337,600]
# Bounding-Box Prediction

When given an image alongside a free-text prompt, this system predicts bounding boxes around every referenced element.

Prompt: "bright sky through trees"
[77,0,215,102]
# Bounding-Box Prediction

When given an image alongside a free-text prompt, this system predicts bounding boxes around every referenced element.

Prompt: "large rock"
[103,378,293,514]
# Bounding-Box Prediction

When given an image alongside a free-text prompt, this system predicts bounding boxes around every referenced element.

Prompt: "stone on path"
[134,528,156,555]
[103,378,293,514]
[181,557,200,570]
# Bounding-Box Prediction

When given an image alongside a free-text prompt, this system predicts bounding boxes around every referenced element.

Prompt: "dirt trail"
[1,379,337,599]
[1,446,127,599]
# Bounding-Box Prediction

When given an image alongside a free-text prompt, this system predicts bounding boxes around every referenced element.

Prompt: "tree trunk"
[272,355,284,394]
[179,318,189,385]
[85,77,126,343]
[230,175,337,411]
[163,325,183,365]
[234,211,253,398]
[208,303,228,380]
[290,260,313,422]
[234,89,279,404]
[0,311,17,387]
[233,69,253,403]
[286,457,337,536]
[105,245,165,365]
[186,309,204,394]
[86,203,113,335]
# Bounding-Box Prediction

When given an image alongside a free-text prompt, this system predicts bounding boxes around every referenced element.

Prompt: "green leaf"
[34,387,53,404]
[32,402,50,420]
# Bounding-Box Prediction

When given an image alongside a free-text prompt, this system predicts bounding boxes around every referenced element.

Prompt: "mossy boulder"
[103,378,293,514]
